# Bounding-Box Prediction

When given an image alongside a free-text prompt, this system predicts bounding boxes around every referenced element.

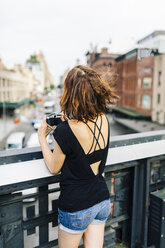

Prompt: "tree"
[57,84,63,89]
[50,84,55,90]
[44,86,49,94]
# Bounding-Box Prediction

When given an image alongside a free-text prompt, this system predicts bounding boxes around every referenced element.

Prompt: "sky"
[0,0,165,84]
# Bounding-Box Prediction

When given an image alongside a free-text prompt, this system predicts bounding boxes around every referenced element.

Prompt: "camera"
[46,113,63,126]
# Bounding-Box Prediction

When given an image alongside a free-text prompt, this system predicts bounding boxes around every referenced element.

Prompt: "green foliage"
[26,55,39,64]
[57,84,63,89]
[50,84,55,90]
[30,55,37,62]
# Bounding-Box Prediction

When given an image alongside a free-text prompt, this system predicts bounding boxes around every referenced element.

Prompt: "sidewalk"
[113,117,165,133]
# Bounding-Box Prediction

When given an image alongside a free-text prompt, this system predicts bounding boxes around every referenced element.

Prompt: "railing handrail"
[0,138,165,188]
[1,128,165,161]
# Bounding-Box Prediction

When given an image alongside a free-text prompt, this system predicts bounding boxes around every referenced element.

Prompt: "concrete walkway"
[113,117,165,133]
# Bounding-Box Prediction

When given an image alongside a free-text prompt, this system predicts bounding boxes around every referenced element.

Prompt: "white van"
[6,132,25,150]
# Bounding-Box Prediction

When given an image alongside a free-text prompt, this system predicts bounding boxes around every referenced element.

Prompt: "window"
[157,94,161,104]
[156,112,160,121]
[138,78,141,89]
[143,77,152,88]
[137,94,140,107]
[3,92,5,101]
[108,62,112,68]
[142,95,151,109]
[103,62,106,69]
[158,71,161,86]
[3,78,5,87]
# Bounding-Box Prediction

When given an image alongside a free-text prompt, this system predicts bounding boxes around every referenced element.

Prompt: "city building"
[85,32,165,121]
[0,58,6,70]
[0,61,37,116]
[113,30,165,120]
[115,48,159,119]
[152,54,165,124]
[86,46,120,74]
[37,51,54,89]
[59,67,70,88]
[137,30,165,53]
[25,51,54,92]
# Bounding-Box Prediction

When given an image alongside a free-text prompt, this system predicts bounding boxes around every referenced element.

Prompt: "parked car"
[6,132,25,150]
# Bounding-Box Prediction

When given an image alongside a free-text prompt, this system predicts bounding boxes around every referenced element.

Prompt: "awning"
[0,98,34,109]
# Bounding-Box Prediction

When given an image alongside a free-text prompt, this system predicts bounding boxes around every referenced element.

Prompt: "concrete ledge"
[1,139,165,187]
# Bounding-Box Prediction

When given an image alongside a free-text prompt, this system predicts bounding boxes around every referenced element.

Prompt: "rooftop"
[137,30,165,44]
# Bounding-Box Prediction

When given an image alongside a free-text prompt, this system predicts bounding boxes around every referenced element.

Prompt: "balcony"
[0,130,165,248]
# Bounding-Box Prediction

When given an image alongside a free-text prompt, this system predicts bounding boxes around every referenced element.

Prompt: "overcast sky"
[0,0,165,83]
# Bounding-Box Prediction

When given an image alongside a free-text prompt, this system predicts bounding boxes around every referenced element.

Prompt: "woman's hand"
[37,114,66,175]
[38,116,51,144]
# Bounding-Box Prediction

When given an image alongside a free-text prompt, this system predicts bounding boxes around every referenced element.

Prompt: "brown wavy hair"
[60,65,120,122]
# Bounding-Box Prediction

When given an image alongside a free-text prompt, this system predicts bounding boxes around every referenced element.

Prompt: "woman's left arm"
[38,116,66,175]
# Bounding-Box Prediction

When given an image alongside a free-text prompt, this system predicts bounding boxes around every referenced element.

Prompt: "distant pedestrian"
[38,65,119,248]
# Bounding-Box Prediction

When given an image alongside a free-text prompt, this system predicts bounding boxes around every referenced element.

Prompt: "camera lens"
[46,113,62,126]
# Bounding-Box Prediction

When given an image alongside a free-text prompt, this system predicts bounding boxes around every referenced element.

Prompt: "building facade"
[137,30,165,53]
[86,47,120,74]
[25,51,54,92]
[0,63,37,115]
[115,49,156,118]
[152,54,165,124]
[85,31,165,121]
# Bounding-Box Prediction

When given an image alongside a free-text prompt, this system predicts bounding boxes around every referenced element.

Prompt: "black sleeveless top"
[53,114,110,212]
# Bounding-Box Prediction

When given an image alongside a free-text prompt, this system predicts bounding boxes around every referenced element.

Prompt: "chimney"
[101,47,108,54]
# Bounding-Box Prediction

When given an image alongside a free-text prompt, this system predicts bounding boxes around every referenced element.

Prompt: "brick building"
[115,48,158,118]
[86,47,120,74]
[85,38,162,120]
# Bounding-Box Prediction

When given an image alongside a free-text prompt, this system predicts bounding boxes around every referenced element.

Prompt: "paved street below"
[1,98,164,151]
[0,111,136,151]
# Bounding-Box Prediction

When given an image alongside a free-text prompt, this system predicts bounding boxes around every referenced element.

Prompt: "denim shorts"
[58,198,111,234]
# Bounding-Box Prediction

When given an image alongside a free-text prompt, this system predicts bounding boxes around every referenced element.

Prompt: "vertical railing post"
[131,159,150,248]
[143,159,151,247]
[0,231,4,248]
[0,193,23,248]
[38,185,49,245]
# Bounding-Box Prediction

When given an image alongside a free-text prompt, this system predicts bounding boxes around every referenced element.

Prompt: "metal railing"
[0,130,165,248]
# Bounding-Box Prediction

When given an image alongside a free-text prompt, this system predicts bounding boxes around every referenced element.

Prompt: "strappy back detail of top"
[52,114,110,212]
[83,115,106,155]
